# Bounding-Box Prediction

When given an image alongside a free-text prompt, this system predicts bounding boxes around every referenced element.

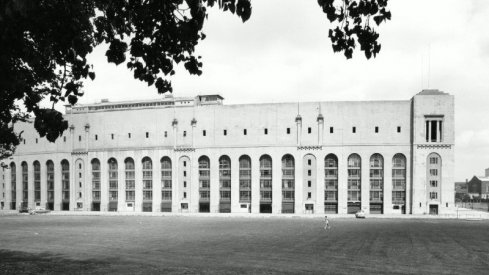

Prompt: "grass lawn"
[0,215,488,274]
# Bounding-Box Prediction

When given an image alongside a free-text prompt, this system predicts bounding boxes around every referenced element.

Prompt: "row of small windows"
[22,126,404,144]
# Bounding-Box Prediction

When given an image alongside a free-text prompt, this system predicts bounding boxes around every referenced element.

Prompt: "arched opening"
[198,155,210,213]
[91,158,101,211]
[21,162,28,209]
[427,153,442,215]
[61,159,70,211]
[219,155,231,213]
[392,153,407,214]
[281,154,295,213]
[347,154,361,214]
[124,157,135,211]
[108,158,118,211]
[10,162,16,210]
[239,155,251,213]
[259,154,272,213]
[369,153,384,214]
[33,161,41,206]
[324,154,338,214]
[46,160,54,210]
[160,156,172,212]
[142,157,153,212]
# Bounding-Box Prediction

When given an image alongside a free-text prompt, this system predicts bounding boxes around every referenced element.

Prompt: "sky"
[75,0,489,182]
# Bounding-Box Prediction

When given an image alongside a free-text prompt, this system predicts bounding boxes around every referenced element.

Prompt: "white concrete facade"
[0,90,455,215]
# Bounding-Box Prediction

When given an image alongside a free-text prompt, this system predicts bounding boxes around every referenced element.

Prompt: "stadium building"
[0,90,454,215]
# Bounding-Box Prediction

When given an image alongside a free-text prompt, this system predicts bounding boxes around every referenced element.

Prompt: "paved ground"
[0,215,488,274]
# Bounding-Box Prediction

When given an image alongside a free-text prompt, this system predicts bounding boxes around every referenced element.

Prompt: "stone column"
[210,155,220,213]
[361,153,370,213]
[54,159,62,211]
[28,161,35,209]
[383,155,392,214]
[5,165,11,210]
[251,154,260,214]
[40,161,47,209]
[230,153,240,213]
[272,153,282,214]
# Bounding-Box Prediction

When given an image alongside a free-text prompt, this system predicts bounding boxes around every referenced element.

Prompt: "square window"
[264,128,268,135]
[308,127,311,134]
[375,126,379,133]
[244,129,247,135]
[397,126,401,133]
[352,127,356,133]
[146,132,149,138]
[330,127,334,134]
[224,129,227,136]
[203,130,206,136]
[287,128,290,134]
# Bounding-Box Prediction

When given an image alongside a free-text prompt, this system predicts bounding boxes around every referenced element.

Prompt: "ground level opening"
[260,203,272,213]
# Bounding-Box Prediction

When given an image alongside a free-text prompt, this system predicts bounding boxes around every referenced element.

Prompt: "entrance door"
[429,204,438,215]
[305,204,314,214]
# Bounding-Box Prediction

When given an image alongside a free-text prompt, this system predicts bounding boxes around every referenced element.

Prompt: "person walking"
[324,216,331,230]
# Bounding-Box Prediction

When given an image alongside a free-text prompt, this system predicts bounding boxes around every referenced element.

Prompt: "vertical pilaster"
[316,153,325,214]
[383,155,393,214]
[134,156,142,212]
[28,162,34,208]
[230,154,240,213]
[153,153,161,212]
[210,155,219,213]
[337,152,348,214]
[361,153,370,213]
[5,165,11,210]
[54,160,62,211]
[251,154,260,214]
[272,153,282,214]
[294,153,303,214]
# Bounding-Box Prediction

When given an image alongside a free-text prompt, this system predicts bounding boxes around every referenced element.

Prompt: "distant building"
[467,169,489,199]
[0,90,455,215]
[454,181,468,201]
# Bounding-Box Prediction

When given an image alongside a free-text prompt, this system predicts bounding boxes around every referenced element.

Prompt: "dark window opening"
[128,133,131,138]
[430,121,437,142]
[397,126,401,133]
[330,127,334,133]
[164,131,167,138]
[111,134,114,140]
[183,192,187,199]
[146,132,149,138]
[224,129,227,136]
[79,135,82,141]
[308,181,311,187]
[264,128,268,135]
[308,170,311,176]
[375,126,379,133]
[36,138,38,144]
[184,181,187,188]
[203,130,206,136]
[23,140,26,144]
[352,127,356,133]
[95,135,98,140]
[308,192,311,199]
[63,136,66,142]
[244,129,247,135]
[183,131,187,137]
[308,159,311,165]
[308,127,311,134]
[287,128,290,134]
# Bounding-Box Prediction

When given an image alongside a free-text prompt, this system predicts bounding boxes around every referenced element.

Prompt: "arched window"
[369,153,384,214]
[259,155,272,213]
[108,158,118,211]
[161,157,172,212]
[347,154,361,214]
[239,155,251,203]
[281,154,295,213]
[33,161,41,203]
[392,153,406,213]
[125,158,135,202]
[46,160,54,209]
[198,156,210,212]
[219,156,231,212]
[427,153,441,202]
[61,160,70,210]
[142,157,153,212]
[91,159,101,203]
[21,162,28,205]
[10,162,16,209]
[324,154,338,214]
